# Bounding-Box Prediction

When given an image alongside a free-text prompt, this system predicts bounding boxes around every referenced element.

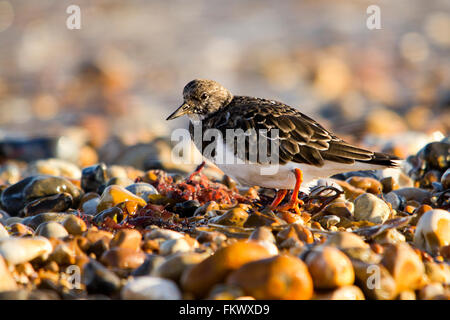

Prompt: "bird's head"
[166,79,233,121]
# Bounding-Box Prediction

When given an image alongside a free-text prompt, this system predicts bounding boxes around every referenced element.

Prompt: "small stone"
[424,261,450,284]
[227,255,313,300]
[418,283,445,300]
[0,255,17,292]
[106,177,134,188]
[381,243,425,292]
[374,229,406,245]
[100,247,146,269]
[325,232,369,250]
[181,241,272,297]
[414,209,450,255]
[121,276,181,300]
[81,163,108,193]
[196,231,227,245]
[306,246,355,289]
[384,192,405,211]
[97,185,147,213]
[322,200,353,218]
[249,226,276,244]
[144,228,184,241]
[125,183,159,203]
[352,260,396,300]
[131,255,166,277]
[110,229,142,251]
[84,229,114,245]
[155,252,210,281]
[9,223,33,237]
[83,259,121,295]
[174,200,201,218]
[36,222,69,239]
[210,207,249,227]
[5,217,23,226]
[81,198,100,216]
[319,215,341,229]
[346,176,382,194]
[193,201,220,216]
[0,175,81,216]
[276,224,313,244]
[0,236,52,265]
[380,176,398,194]
[22,193,73,217]
[392,188,431,203]
[354,193,390,224]
[26,159,81,180]
[441,168,450,190]
[93,207,124,225]
[397,290,416,300]
[314,285,365,300]
[63,215,87,236]
[0,223,8,239]
[159,238,192,256]
[22,212,68,230]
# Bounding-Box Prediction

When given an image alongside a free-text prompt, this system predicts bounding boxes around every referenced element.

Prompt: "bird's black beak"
[166,103,190,120]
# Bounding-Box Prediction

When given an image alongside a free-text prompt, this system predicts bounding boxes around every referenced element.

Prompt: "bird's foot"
[269,168,304,214]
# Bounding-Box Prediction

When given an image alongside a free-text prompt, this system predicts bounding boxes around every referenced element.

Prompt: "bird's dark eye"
[200,93,208,100]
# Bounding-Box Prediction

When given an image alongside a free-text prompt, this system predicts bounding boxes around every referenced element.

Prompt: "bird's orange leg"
[277,168,304,214]
[269,189,288,209]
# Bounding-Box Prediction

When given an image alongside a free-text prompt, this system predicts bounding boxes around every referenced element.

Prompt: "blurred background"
[0,0,449,173]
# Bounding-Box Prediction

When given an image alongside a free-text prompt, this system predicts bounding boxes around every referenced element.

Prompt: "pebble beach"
[0,0,449,301]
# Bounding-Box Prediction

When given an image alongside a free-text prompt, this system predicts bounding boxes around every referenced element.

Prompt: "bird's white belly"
[201,136,385,190]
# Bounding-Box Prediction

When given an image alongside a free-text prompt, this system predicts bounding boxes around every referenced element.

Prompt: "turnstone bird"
[167,79,400,213]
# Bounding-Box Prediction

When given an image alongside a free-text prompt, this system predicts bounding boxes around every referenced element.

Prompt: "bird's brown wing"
[203,96,398,167]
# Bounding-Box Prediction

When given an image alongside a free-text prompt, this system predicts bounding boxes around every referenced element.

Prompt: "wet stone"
[125,183,159,203]
[210,207,249,227]
[36,222,69,239]
[63,215,87,236]
[175,200,201,218]
[353,193,390,224]
[22,212,69,230]
[83,259,121,295]
[96,185,147,213]
[346,176,383,194]
[22,193,73,217]
[93,207,124,225]
[81,163,108,193]
[441,168,450,190]
[0,175,82,216]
